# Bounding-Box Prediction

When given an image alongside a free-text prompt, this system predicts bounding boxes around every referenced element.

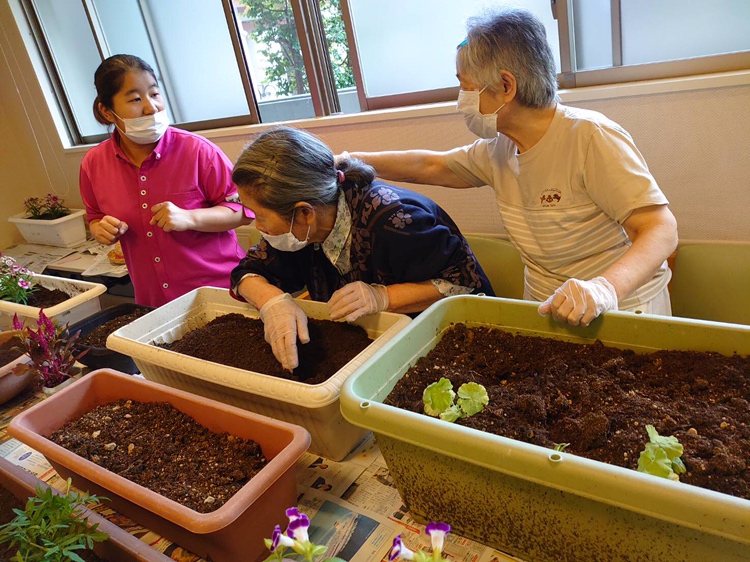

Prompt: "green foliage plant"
[637,425,687,481]
[423,377,489,422]
[0,254,37,305]
[0,478,108,562]
[23,194,70,220]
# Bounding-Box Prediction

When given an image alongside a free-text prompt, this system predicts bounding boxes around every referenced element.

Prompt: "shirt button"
[140,190,146,195]
[155,153,161,159]
[147,232,153,237]
[140,175,147,181]
[162,283,169,289]
[141,203,148,209]
[154,257,161,263]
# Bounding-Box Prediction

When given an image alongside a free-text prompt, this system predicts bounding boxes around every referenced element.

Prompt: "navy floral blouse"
[230,180,494,303]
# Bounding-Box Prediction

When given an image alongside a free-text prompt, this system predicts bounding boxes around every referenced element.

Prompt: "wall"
[1,0,749,251]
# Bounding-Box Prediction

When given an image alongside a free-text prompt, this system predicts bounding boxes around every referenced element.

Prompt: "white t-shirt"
[444,104,671,310]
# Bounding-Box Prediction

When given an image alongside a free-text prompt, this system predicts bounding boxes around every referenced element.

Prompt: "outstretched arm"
[340,150,473,188]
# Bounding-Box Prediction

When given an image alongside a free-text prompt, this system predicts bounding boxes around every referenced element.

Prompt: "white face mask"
[114,109,170,145]
[262,212,311,252]
[456,88,505,139]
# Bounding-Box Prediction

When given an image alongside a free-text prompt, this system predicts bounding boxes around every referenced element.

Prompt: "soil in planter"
[50,399,268,513]
[0,337,22,365]
[77,308,152,348]
[157,313,372,384]
[0,485,105,561]
[386,323,750,500]
[24,286,71,309]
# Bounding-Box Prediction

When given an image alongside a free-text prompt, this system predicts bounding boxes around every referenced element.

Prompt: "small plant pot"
[7,209,87,248]
[40,372,82,396]
[0,273,107,331]
[0,455,172,561]
[69,303,154,374]
[8,369,312,562]
[0,331,35,405]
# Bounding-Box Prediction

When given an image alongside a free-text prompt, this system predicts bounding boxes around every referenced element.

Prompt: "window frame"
[16,0,750,145]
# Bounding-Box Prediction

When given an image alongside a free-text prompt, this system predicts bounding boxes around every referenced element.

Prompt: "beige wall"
[1,0,749,251]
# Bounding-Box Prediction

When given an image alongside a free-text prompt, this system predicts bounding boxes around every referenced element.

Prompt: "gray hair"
[232,126,375,219]
[456,6,558,108]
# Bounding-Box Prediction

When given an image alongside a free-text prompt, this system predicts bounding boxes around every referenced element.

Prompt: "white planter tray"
[107,287,411,460]
[8,209,87,248]
[0,273,107,330]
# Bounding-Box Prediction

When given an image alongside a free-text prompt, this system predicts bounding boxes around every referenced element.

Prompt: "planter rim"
[340,294,750,547]
[8,369,311,534]
[107,287,412,407]
[7,208,87,225]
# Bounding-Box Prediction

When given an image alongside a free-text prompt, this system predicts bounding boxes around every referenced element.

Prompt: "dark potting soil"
[0,337,23,366]
[0,485,105,561]
[49,399,268,514]
[77,308,152,348]
[385,323,750,500]
[24,286,70,309]
[158,313,372,384]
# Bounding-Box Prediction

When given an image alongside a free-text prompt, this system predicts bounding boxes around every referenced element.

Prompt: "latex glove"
[259,293,310,371]
[538,276,618,327]
[328,282,389,323]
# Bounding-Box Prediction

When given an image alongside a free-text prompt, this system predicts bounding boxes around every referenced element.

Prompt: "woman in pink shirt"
[80,54,253,307]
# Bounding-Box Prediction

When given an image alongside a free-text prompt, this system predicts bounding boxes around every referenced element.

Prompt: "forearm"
[347,150,471,188]
[236,275,285,310]
[187,205,253,232]
[601,208,678,302]
[384,281,444,314]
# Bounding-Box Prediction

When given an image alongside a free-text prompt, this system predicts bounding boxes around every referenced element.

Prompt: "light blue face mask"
[261,211,311,252]
[456,88,505,139]
[113,109,170,145]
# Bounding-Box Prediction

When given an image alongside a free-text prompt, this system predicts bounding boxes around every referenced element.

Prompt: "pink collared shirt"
[80,127,249,307]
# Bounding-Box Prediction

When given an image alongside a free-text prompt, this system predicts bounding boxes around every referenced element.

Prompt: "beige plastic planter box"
[8,369,311,562]
[0,273,106,330]
[340,295,750,562]
[0,330,35,404]
[107,287,411,460]
[8,209,87,247]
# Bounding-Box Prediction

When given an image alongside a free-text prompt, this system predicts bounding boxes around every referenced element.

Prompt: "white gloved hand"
[259,293,310,371]
[328,282,390,323]
[537,276,618,327]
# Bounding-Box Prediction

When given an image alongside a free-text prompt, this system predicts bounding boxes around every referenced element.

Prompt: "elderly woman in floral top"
[230,126,493,371]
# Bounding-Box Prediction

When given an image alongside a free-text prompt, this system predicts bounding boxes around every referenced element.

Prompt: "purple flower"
[389,535,414,561]
[18,279,30,289]
[269,525,294,551]
[285,507,310,543]
[425,522,451,553]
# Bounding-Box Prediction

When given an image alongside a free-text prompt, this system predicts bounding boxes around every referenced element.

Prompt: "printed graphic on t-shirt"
[539,188,562,207]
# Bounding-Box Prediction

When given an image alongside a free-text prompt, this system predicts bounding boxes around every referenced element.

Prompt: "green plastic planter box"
[340,295,750,562]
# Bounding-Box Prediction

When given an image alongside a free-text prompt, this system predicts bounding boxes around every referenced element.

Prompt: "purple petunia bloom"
[270,525,294,551]
[389,535,414,561]
[285,507,311,543]
[425,522,451,553]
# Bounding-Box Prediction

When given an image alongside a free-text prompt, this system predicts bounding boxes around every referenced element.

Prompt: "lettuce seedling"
[423,378,488,422]
[636,425,687,481]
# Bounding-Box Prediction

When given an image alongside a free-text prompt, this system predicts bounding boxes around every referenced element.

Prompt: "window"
[14,0,750,146]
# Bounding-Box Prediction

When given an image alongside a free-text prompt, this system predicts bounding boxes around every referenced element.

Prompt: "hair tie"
[337,170,345,184]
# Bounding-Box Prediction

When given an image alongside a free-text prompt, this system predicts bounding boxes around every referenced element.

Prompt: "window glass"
[620,0,750,66]
[346,0,560,98]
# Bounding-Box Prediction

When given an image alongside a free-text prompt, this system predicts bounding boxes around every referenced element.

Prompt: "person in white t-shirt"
[338,6,678,327]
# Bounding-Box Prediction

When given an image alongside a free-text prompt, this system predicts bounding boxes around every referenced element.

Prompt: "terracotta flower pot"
[8,369,312,562]
[0,330,35,405]
[0,456,171,561]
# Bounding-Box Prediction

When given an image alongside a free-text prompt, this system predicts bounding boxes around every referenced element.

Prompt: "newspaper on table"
[0,243,78,273]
